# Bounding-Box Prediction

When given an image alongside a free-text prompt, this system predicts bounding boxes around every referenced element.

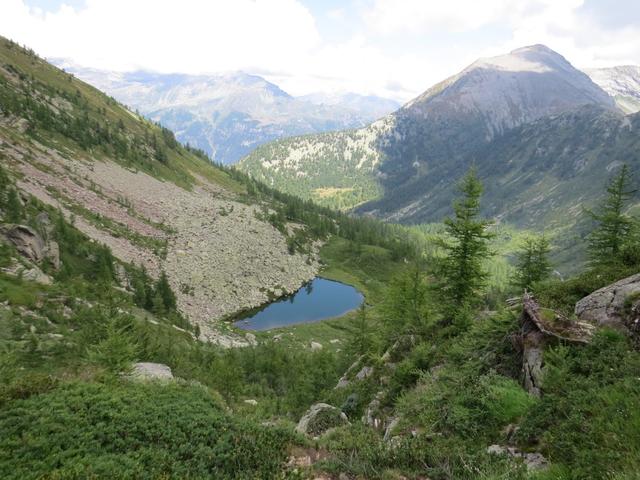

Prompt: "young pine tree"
[154,271,177,313]
[380,264,430,341]
[439,168,494,324]
[346,304,376,357]
[88,318,138,374]
[5,188,24,223]
[587,164,637,267]
[513,235,552,291]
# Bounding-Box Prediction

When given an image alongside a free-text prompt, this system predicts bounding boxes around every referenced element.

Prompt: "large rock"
[295,403,349,437]
[0,224,60,270]
[0,224,46,263]
[46,240,60,270]
[131,362,174,381]
[575,273,640,331]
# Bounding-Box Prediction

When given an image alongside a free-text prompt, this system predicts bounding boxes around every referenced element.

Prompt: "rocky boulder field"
[0,134,320,345]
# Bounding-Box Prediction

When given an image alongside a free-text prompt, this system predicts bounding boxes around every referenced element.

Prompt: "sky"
[2,0,639,102]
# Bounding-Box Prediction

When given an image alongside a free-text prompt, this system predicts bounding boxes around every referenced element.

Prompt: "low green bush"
[0,381,295,479]
[517,330,640,479]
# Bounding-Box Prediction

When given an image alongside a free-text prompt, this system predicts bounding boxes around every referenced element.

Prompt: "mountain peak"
[468,44,571,75]
[404,44,615,135]
[510,43,556,55]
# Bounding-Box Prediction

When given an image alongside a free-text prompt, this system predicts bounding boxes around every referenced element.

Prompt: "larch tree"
[439,167,494,325]
[513,235,552,291]
[587,164,636,267]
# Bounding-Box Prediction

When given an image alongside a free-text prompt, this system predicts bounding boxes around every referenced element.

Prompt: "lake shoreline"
[232,277,364,331]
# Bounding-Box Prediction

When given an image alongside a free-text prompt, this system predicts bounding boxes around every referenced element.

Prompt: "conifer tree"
[5,188,23,223]
[439,168,494,323]
[88,318,138,374]
[513,235,552,291]
[154,271,177,312]
[93,245,115,283]
[346,304,375,357]
[381,264,430,340]
[587,164,636,266]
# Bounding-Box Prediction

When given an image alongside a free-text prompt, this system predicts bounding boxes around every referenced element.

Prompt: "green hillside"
[239,126,384,210]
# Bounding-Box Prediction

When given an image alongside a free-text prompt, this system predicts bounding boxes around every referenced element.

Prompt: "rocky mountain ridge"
[239,45,640,242]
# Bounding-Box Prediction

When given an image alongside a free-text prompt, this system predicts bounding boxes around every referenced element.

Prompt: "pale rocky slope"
[0,134,319,346]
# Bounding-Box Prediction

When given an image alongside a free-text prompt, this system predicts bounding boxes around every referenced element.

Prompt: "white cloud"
[1,0,639,102]
[0,0,320,72]
[364,0,524,34]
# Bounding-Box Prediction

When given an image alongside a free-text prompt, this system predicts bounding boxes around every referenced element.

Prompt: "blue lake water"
[233,277,364,331]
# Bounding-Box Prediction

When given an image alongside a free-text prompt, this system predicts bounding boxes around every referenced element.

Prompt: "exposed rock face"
[0,224,61,270]
[46,241,60,270]
[362,390,386,429]
[383,416,401,442]
[0,225,46,263]
[131,362,174,381]
[355,365,374,380]
[295,403,349,437]
[334,355,365,389]
[1,260,53,285]
[575,273,640,332]
[587,65,640,114]
[521,319,546,397]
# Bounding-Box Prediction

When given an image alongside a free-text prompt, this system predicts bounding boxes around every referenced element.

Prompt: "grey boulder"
[575,273,640,331]
[131,362,174,381]
[295,403,349,437]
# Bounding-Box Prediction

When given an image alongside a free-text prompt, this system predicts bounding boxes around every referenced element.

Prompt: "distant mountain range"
[52,60,400,164]
[238,45,640,252]
[586,65,640,114]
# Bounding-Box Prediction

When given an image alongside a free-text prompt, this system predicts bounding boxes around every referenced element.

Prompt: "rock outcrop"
[0,224,61,270]
[0,224,46,263]
[295,403,349,437]
[575,273,640,333]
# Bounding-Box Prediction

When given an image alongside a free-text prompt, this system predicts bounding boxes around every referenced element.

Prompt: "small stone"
[487,444,508,455]
[355,366,373,380]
